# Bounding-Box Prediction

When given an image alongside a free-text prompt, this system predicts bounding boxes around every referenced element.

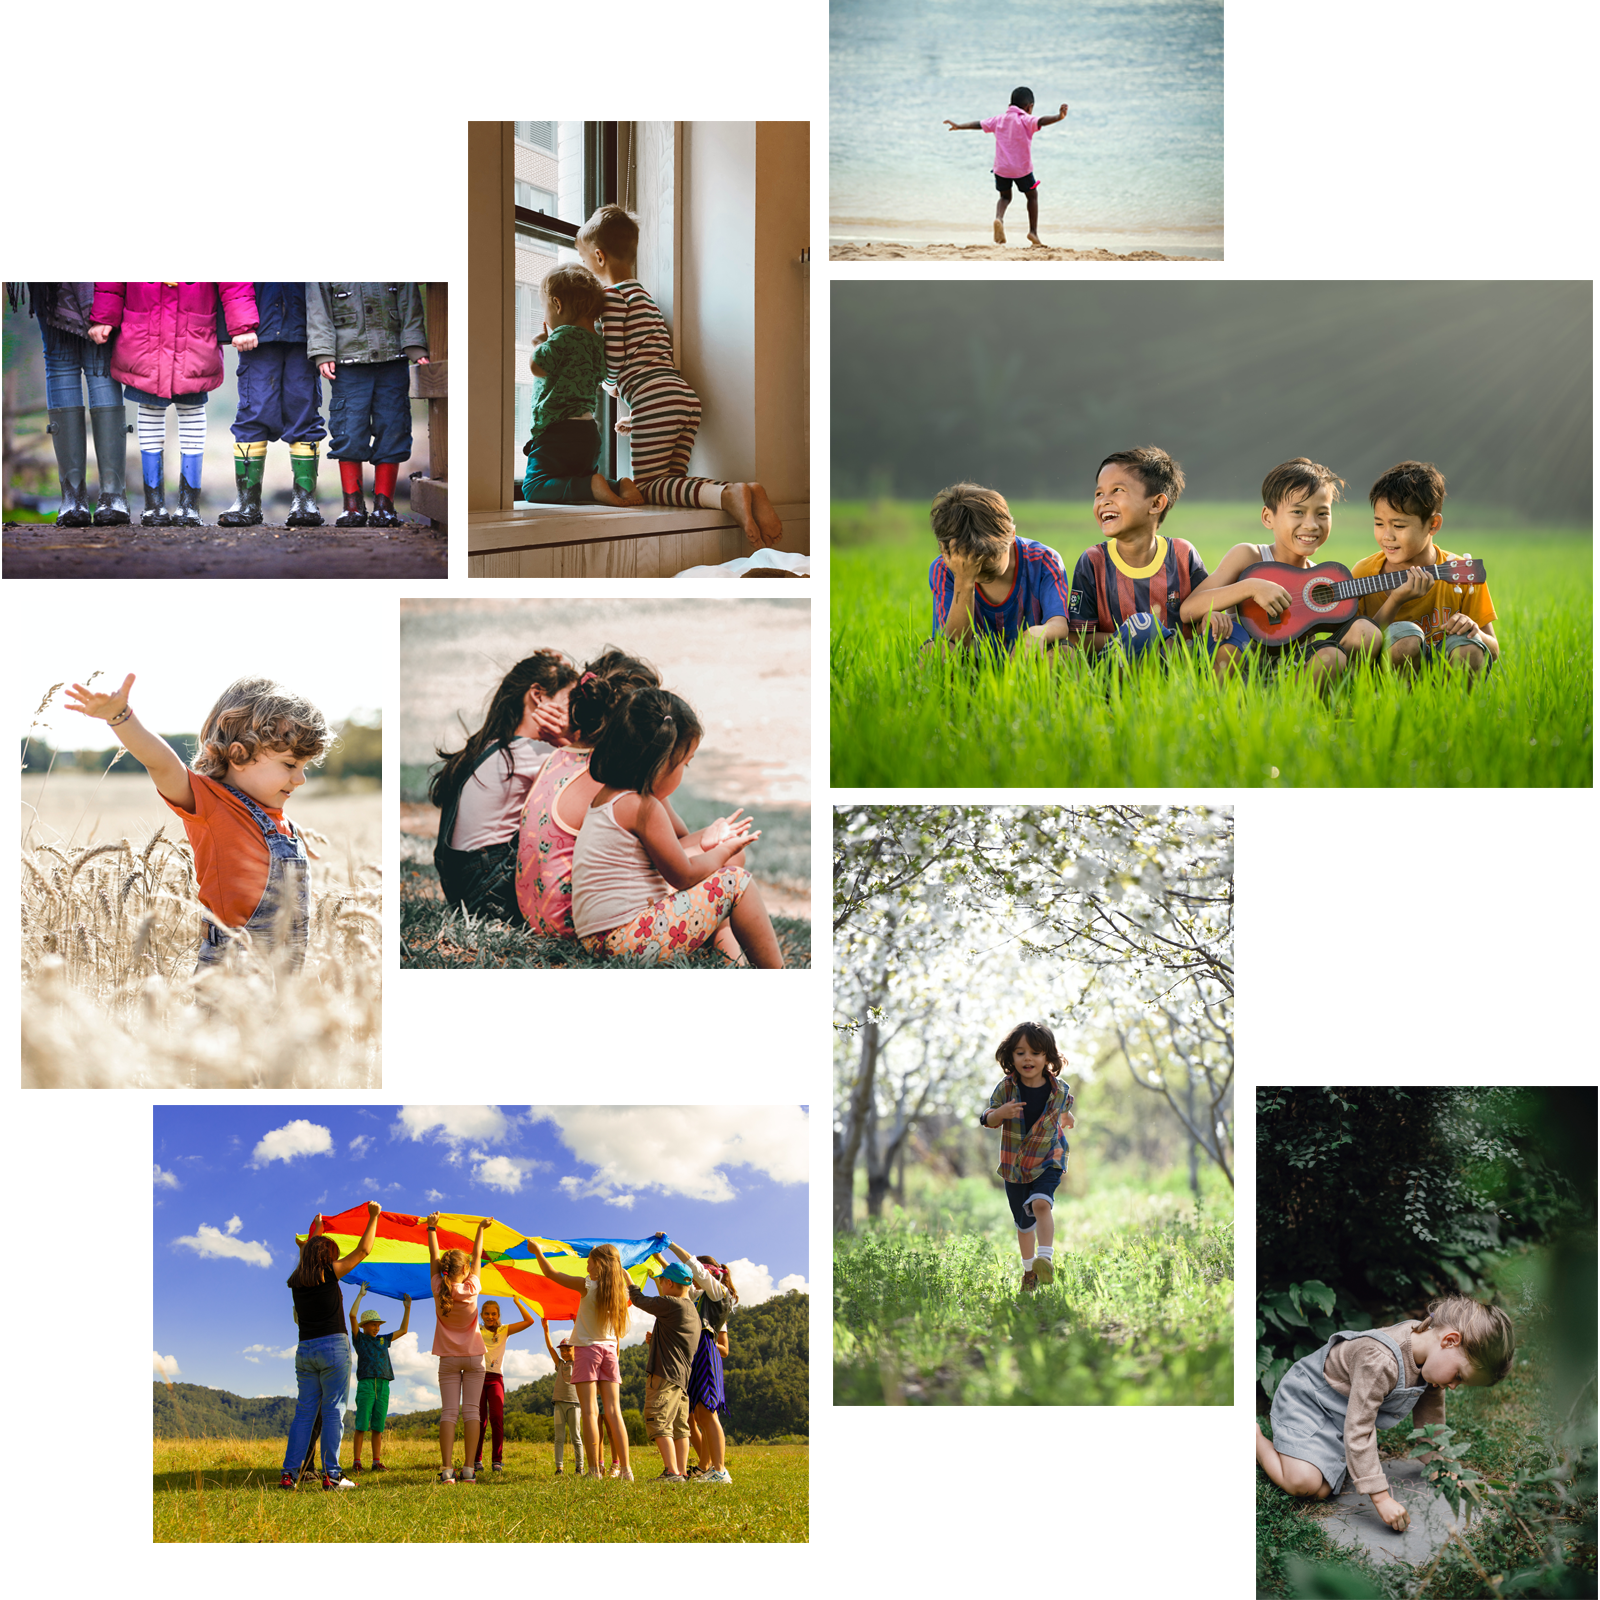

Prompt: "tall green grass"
[834,1175,1233,1406]
[831,502,1592,786]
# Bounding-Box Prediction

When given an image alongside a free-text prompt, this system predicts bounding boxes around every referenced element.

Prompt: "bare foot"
[993,218,1006,244]
[616,477,645,506]
[590,474,631,507]
[1027,233,1045,248]
[721,481,784,548]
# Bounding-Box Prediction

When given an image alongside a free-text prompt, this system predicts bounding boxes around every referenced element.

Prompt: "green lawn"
[153,1437,808,1542]
[831,501,1593,786]
[834,1173,1233,1406]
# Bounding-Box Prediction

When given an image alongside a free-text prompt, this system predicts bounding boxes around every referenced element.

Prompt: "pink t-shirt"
[980,105,1041,178]
[430,1270,487,1357]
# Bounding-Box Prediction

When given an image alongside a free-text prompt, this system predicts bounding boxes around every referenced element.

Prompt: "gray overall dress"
[1268,1326,1429,1495]
[196,783,310,973]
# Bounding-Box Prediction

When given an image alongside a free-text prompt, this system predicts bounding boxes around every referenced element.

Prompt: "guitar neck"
[1331,564,1452,600]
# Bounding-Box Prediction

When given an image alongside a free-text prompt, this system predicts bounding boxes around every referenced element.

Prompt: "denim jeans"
[41,321,122,410]
[282,1334,352,1479]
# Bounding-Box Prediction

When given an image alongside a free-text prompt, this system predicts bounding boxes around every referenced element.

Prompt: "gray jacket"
[306,282,428,366]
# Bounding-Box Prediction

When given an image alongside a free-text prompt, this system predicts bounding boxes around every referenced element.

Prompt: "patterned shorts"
[580,868,752,962]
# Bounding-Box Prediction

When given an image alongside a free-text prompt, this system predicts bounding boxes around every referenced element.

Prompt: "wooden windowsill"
[467,501,809,555]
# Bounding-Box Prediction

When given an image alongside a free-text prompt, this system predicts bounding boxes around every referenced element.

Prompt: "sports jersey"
[1349,546,1497,644]
[928,535,1071,646]
[1067,535,1208,636]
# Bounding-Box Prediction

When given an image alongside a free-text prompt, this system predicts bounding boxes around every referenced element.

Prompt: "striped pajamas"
[601,281,724,510]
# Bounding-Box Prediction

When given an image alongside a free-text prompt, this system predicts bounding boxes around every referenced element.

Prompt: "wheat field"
[21,772,382,1089]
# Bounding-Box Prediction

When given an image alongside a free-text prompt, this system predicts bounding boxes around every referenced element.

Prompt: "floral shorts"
[580,867,751,962]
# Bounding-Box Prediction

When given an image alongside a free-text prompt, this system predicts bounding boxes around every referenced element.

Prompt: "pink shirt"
[980,105,1041,178]
[430,1270,487,1357]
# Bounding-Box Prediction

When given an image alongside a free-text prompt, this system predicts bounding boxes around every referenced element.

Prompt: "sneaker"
[654,1472,687,1483]
[461,1469,477,1484]
[1021,1269,1038,1292]
[492,1463,504,1474]
[553,1468,564,1476]
[280,1472,296,1490]
[370,1463,388,1472]
[700,1468,733,1485]
[438,1472,456,1485]
[322,1473,356,1491]
[685,1465,705,1480]
[1035,1257,1055,1285]
[348,1462,362,1475]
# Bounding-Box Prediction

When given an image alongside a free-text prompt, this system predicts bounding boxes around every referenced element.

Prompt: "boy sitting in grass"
[1066,446,1223,660]
[924,481,1072,655]
[1355,461,1499,676]
[1178,457,1383,686]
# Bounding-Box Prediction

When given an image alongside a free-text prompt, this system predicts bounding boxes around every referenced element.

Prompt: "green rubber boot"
[218,441,266,525]
[287,441,325,526]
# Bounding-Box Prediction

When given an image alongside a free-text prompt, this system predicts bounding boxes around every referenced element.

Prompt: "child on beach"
[1255,1295,1514,1531]
[978,1021,1076,1292]
[471,1294,538,1476]
[924,481,1072,654]
[1354,462,1499,676]
[577,204,785,546]
[425,1212,489,1484]
[347,1288,410,1473]
[1067,446,1221,660]
[88,282,260,526]
[64,672,329,972]
[523,263,644,507]
[529,1240,636,1481]
[571,687,783,967]
[944,88,1070,246]
[1178,458,1383,685]
[541,1319,586,1476]
[431,650,578,922]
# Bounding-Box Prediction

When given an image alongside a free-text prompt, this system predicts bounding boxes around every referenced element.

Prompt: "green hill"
[153,1382,299,1440]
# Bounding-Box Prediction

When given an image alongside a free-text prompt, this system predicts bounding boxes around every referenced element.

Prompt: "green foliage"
[835,1183,1232,1405]
[153,1383,299,1441]
[831,509,1592,786]
[320,715,382,780]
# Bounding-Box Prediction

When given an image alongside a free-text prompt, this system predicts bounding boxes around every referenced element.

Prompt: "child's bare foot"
[590,474,633,507]
[993,219,1006,244]
[616,477,644,506]
[722,481,784,548]
[1027,233,1045,248]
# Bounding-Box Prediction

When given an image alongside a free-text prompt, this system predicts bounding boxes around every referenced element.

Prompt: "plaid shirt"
[986,1076,1074,1181]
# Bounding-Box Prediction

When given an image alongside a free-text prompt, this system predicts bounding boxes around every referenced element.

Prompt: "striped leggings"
[138,402,206,488]
[623,369,723,509]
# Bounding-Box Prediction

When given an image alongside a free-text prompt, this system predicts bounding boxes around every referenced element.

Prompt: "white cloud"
[173,1222,273,1268]
[225,1215,243,1236]
[721,1258,810,1305]
[154,1351,181,1378]
[471,1150,547,1194]
[250,1119,334,1168]
[395,1106,510,1146]
[536,1106,808,1204]
[604,1194,637,1210]
[386,1333,434,1382]
[153,1164,180,1190]
[349,1135,373,1158]
[425,1189,446,1202]
[502,1347,554,1382]
[241,1344,295,1361]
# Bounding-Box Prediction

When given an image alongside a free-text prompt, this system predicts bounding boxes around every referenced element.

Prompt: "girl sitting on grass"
[1255,1294,1514,1532]
[431,650,577,923]
[978,1021,1075,1292]
[425,1212,490,1484]
[570,687,781,966]
[529,1240,637,1480]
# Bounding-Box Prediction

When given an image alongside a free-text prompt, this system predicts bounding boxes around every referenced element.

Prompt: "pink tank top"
[515,747,591,934]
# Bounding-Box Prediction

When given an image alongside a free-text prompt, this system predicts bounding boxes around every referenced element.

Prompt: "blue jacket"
[251,283,308,344]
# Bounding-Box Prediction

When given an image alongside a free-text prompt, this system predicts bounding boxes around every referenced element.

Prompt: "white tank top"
[572,1277,621,1347]
[570,793,671,937]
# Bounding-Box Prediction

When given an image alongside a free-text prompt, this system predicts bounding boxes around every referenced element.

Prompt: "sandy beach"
[831,241,1204,262]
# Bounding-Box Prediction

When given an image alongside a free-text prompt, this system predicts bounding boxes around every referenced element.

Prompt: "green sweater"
[530,324,606,437]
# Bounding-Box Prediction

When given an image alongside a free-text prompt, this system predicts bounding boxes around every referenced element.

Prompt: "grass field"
[834,1170,1233,1405]
[153,1437,808,1543]
[831,501,1593,786]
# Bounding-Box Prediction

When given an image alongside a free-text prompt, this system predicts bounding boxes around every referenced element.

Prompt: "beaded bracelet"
[108,706,132,727]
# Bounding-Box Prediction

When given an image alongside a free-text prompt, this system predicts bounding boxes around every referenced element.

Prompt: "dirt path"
[4,522,446,578]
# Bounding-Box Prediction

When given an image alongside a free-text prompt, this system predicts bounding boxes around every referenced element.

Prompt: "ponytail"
[588,687,703,796]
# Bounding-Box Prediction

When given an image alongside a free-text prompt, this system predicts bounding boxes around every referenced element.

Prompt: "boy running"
[945,88,1069,246]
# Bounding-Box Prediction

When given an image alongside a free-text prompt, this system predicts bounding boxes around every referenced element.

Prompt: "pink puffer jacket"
[92,282,258,398]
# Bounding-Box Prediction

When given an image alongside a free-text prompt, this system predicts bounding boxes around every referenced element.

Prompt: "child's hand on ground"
[234,332,259,351]
[319,361,337,381]
[1246,579,1292,619]
[65,672,134,721]
[1371,1491,1409,1532]
[87,324,112,344]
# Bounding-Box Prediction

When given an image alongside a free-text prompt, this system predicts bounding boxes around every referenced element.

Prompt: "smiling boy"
[1353,462,1499,676]
[1179,458,1383,684]
[64,671,332,971]
[925,481,1072,654]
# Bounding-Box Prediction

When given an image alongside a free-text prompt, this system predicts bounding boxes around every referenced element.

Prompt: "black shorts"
[994,171,1040,197]
[1005,1165,1064,1231]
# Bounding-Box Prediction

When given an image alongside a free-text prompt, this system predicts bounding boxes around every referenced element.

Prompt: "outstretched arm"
[529,1240,588,1294]
[503,1294,537,1337]
[425,1212,444,1270]
[471,1217,492,1278]
[334,1200,382,1277]
[633,793,758,892]
[943,119,982,130]
[1037,104,1070,128]
[63,674,193,810]
[397,1295,411,1338]
[540,1317,561,1365]
[349,1285,366,1340]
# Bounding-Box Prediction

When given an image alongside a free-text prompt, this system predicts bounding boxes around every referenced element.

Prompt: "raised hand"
[425,1211,441,1230]
[402,1294,412,1308]
[1059,103,1069,117]
[367,1200,382,1218]
[65,672,134,722]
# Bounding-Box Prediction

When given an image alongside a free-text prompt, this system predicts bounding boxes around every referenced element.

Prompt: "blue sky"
[154,1105,810,1414]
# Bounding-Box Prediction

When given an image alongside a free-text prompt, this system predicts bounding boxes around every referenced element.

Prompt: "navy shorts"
[994,171,1040,197]
[1005,1165,1063,1231]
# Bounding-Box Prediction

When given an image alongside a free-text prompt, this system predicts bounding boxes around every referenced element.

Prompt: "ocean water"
[830,0,1223,255]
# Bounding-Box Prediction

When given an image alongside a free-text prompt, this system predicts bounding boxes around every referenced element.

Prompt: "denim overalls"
[197,783,309,972]
[1268,1326,1429,1495]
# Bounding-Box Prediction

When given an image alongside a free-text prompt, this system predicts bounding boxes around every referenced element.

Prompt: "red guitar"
[1236,557,1488,644]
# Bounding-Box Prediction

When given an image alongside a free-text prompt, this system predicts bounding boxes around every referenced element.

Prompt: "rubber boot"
[175,477,204,527]
[287,440,324,526]
[218,441,266,525]
[335,460,367,526]
[89,408,131,525]
[368,461,400,526]
[48,407,93,525]
[140,452,171,527]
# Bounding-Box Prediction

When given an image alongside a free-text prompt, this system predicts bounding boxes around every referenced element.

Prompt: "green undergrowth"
[831,504,1592,786]
[834,1179,1233,1406]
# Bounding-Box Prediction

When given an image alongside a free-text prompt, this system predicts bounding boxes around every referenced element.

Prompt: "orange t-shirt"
[162,770,295,929]
[1351,545,1497,645]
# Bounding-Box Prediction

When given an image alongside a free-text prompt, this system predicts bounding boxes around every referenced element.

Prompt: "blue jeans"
[41,322,121,410]
[282,1334,352,1479]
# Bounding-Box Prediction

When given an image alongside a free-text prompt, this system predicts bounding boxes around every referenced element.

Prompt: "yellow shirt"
[1351,545,1497,645]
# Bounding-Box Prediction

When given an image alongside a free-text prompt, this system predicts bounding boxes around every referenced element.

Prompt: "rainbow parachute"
[299,1206,667,1320]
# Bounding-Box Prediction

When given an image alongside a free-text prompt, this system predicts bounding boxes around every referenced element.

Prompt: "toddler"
[64,672,329,972]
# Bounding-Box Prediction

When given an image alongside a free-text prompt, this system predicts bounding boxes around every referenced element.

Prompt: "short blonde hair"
[1417,1294,1515,1383]
[193,678,332,779]
[930,483,1015,571]
[540,263,606,324]
[577,204,639,264]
